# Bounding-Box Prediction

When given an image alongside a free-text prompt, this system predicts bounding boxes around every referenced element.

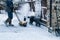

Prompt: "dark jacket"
[6,0,13,19]
[6,0,13,12]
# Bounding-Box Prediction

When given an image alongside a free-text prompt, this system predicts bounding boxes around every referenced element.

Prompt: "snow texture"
[0,1,60,40]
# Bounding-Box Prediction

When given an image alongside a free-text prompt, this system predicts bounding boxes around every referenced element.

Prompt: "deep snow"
[0,2,60,40]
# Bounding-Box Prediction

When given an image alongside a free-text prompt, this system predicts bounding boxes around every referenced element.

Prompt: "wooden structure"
[47,0,60,36]
[41,0,48,26]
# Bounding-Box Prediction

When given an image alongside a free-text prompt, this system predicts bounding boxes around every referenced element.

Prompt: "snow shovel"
[14,10,27,27]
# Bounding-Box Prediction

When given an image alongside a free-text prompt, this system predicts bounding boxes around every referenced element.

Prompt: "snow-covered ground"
[0,3,60,40]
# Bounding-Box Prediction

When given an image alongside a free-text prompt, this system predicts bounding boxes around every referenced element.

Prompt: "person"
[28,0,35,12]
[5,0,14,26]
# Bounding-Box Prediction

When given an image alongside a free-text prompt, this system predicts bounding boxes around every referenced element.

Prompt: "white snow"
[0,2,60,40]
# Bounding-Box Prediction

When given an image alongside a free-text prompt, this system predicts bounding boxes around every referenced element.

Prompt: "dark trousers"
[29,2,35,12]
[6,10,13,24]
[7,11,13,19]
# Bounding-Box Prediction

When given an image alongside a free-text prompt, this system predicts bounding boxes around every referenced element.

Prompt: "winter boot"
[9,19,14,26]
[4,18,10,26]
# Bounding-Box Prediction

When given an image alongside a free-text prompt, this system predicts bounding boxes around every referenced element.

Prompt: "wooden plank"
[41,18,47,22]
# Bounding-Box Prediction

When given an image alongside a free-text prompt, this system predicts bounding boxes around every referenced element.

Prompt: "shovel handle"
[14,10,21,22]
